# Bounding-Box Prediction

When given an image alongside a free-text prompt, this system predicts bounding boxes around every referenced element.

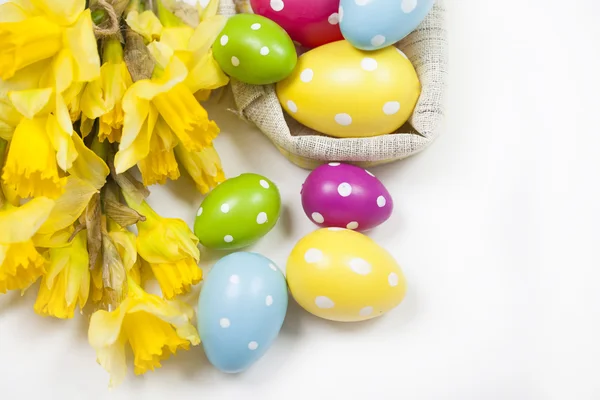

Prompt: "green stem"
[121,191,160,229]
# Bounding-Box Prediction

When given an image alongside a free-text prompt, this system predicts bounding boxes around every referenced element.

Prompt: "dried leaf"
[86,193,102,269]
[107,145,151,205]
[104,197,146,227]
[172,2,200,28]
[124,28,155,82]
[101,232,127,305]
[38,176,98,235]
[110,0,130,18]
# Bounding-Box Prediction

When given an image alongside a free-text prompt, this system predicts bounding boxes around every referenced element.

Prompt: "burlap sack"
[217,0,448,169]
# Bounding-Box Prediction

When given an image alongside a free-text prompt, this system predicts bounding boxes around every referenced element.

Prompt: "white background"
[2,0,600,399]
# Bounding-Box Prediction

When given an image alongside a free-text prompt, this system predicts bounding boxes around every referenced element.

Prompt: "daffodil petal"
[96,336,128,388]
[146,41,174,70]
[161,26,194,52]
[64,9,101,83]
[120,83,150,149]
[30,0,84,25]
[109,230,138,272]
[89,298,132,347]
[37,176,98,235]
[0,197,55,243]
[0,98,25,139]
[47,111,77,172]
[200,0,220,21]
[125,10,163,43]
[114,106,157,174]
[32,226,74,248]
[52,49,74,94]
[128,297,199,344]
[188,15,227,58]
[0,2,30,22]
[185,51,229,94]
[8,87,53,119]
[68,133,109,190]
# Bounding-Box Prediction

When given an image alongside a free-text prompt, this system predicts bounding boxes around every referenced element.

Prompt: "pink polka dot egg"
[301,162,393,232]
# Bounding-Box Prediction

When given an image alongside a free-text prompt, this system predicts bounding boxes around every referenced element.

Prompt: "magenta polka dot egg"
[301,162,393,232]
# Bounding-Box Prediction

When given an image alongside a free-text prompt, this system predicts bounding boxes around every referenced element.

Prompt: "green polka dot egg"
[212,14,297,85]
[194,173,281,250]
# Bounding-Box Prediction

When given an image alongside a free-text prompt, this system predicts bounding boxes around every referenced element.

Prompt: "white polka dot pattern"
[383,101,401,115]
[361,58,378,71]
[312,212,324,223]
[270,0,284,11]
[334,113,352,126]
[401,0,418,13]
[315,296,335,309]
[371,35,386,47]
[300,68,314,83]
[337,182,352,197]
[219,318,230,328]
[304,248,323,263]
[349,258,372,275]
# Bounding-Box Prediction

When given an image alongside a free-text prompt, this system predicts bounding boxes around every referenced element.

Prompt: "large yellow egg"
[286,228,407,322]
[276,40,421,138]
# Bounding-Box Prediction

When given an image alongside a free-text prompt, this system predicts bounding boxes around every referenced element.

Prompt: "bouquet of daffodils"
[0,0,229,387]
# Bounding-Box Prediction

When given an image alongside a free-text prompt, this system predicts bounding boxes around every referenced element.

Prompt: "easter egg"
[339,0,436,51]
[286,228,407,322]
[212,13,297,85]
[194,173,281,250]
[301,162,393,232]
[250,0,343,49]
[197,252,288,373]
[276,40,421,138]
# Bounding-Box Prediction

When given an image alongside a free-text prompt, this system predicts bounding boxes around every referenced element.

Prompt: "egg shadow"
[279,283,420,336]
[0,289,29,314]
[277,204,295,239]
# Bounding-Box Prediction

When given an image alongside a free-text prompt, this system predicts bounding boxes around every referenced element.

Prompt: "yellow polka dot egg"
[286,228,407,322]
[276,40,421,138]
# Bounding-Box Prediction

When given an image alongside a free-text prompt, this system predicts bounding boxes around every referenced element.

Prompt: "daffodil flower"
[0,197,55,294]
[137,117,180,186]
[114,56,219,174]
[138,0,229,95]
[174,143,225,194]
[1,117,68,199]
[88,275,200,387]
[0,0,100,84]
[80,38,133,143]
[124,196,202,299]
[33,229,90,319]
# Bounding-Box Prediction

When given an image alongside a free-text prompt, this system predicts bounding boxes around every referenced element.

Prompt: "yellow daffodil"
[114,56,219,174]
[0,0,100,85]
[1,117,67,198]
[140,0,229,95]
[125,10,164,44]
[80,38,133,143]
[35,176,99,241]
[34,229,90,319]
[138,117,180,186]
[174,143,225,194]
[124,197,202,299]
[88,275,200,387]
[0,197,55,293]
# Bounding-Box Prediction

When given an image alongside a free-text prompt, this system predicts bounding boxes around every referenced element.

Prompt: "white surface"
[2,1,600,399]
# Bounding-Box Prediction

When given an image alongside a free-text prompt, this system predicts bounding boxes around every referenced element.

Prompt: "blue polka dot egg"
[197,252,288,373]
[339,0,436,51]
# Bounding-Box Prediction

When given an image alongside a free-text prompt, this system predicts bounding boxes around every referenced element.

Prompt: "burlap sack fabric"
[217,0,448,170]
